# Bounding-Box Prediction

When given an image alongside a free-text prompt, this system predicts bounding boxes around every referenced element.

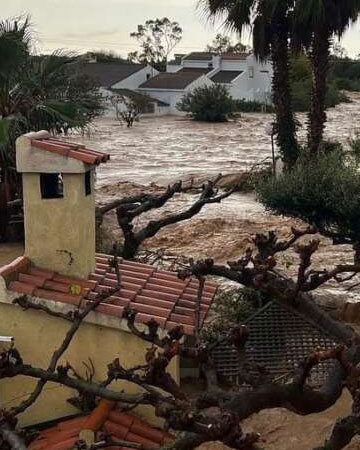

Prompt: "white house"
[77,62,170,116]
[76,52,273,117]
[138,52,272,115]
[137,71,214,115]
[166,52,273,107]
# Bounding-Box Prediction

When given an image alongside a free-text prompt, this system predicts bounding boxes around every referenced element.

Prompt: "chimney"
[16,131,109,279]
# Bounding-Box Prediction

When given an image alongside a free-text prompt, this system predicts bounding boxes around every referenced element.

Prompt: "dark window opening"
[40,173,64,199]
[140,102,155,114]
[146,73,151,80]
[85,171,92,196]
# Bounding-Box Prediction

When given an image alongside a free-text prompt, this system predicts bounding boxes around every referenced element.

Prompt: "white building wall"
[182,60,212,70]
[167,64,182,73]
[99,87,169,118]
[111,65,159,90]
[221,60,248,71]
[138,75,214,116]
[245,55,273,103]
[227,73,253,101]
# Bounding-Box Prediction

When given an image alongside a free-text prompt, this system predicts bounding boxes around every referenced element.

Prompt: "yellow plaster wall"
[23,172,95,279]
[0,293,179,427]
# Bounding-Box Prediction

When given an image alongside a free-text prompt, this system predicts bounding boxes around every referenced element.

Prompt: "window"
[40,173,64,199]
[146,73,151,80]
[85,171,92,196]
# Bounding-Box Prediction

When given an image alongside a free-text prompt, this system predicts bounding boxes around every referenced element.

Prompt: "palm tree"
[0,17,31,241]
[293,0,360,153]
[200,0,299,169]
[0,17,104,241]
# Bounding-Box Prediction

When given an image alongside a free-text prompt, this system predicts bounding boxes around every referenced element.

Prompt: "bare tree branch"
[0,419,27,450]
[12,258,122,416]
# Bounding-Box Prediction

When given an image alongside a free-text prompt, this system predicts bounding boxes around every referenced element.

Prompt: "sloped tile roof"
[76,62,147,88]
[183,52,214,61]
[2,254,217,336]
[210,70,243,83]
[29,400,174,450]
[177,67,212,75]
[30,137,110,166]
[139,72,205,90]
[222,53,249,60]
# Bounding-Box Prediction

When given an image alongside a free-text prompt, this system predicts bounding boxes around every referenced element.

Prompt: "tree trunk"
[270,15,299,170]
[0,175,9,242]
[308,26,331,154]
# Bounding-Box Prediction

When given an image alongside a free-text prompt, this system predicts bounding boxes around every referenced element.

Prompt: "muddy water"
[71,92,360,188]
[70,94,360,304]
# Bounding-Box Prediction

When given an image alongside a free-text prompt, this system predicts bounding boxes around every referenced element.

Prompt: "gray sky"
[2,0,360,57]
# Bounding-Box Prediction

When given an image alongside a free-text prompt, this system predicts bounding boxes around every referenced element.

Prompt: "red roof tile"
[2,253,218,336]
[29,401,174,450]
[31,136,110,166]
[0,256,30,279]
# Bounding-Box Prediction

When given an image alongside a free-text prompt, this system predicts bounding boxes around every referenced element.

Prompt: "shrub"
[290,55,350,112]
[256,150,360,243]
[177,84,234,122]
[330,59,360,92]
[233,98,274,113]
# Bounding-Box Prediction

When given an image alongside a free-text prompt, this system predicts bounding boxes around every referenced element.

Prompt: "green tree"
[293,0,360,153]
[200,0,299,169]
[177,84,234,122]
[205,33,251,54]
[82,50,127,63]
[128,17,182,71]
[0,17,104,240]
[257,149,360,245]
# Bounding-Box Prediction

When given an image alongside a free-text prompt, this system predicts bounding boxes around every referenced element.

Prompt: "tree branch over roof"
[3,230,360,449]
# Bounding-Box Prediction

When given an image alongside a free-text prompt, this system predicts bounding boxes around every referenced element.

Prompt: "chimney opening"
[40,173,64,199]
[85,171,92,196]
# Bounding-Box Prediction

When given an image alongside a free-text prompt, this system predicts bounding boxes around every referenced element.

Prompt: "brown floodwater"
[68,93,360,305]
[70,92,360,188]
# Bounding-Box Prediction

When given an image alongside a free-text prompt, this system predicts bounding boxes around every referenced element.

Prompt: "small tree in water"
[177,84,235,122]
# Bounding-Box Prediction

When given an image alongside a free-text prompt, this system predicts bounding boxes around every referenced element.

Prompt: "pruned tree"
[2,228,360,449]
[128,18,183,72]
[96,175,238,259]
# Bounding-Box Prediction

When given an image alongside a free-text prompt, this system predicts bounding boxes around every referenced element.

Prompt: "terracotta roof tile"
[0,256,30,281]
[9,281,36,296]
[4,254,218,336]
[31,136,110,166]
[29,402,174,450]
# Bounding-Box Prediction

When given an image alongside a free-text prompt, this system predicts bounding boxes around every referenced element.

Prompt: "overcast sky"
[2,0,360,57]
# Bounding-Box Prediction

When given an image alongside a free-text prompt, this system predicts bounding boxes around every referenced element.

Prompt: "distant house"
[137,71,214,115]
[139,51,273,115]
[76,61,170,116]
